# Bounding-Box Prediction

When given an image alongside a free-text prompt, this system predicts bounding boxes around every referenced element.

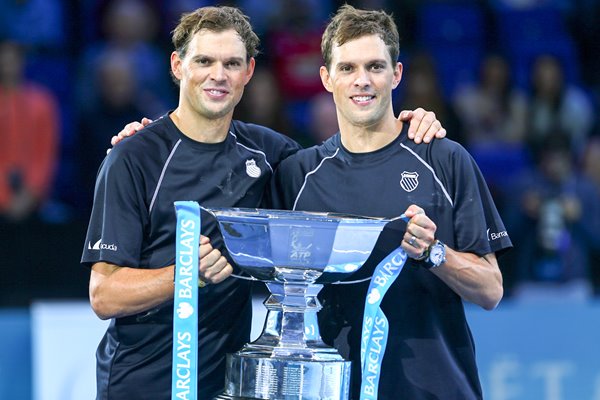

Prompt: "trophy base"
[218,352,351,400]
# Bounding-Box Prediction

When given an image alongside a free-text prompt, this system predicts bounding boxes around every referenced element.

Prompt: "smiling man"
[269,5,512,400]
[81,7,302,399]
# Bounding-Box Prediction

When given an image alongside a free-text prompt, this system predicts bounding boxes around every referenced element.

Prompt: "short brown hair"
[321,5,399,70]
[171,6,259,62]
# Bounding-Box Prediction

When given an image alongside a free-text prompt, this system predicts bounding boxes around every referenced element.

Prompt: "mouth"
[204,88,229,98]
[351,95,375,105]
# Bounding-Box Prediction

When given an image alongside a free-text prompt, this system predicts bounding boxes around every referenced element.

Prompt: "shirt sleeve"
[448,144,512,256]
[81,149,148,268]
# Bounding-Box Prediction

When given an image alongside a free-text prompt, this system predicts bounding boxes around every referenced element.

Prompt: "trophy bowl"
[205,207,390,283]
[205,208,391,400]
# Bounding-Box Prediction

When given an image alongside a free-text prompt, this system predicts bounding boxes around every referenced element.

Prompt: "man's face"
[320,34,401,129]
[171,29,255,120]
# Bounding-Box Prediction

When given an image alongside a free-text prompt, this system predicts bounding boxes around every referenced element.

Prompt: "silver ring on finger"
[408,235,418,247]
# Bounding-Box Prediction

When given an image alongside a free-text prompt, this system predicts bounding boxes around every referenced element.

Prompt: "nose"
[353,67,370,88]
[210,62,226,82]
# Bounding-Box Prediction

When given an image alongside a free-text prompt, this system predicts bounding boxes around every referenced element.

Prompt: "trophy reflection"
[207,208,390,400]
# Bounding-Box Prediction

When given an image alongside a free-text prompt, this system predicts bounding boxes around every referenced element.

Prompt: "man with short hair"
[82,7,303,399]
[83,5,446,399]
[269,5,511,399]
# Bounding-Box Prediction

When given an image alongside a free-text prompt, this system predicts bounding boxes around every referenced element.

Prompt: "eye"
[370,63,385,71]
[225,60,242,68]
[196,57,210,65]
[339,64,353,73]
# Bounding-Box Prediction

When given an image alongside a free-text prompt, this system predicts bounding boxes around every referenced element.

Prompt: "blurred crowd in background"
[0,0,599,306]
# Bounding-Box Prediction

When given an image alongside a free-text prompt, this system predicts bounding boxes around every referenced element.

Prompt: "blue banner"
[172,201,201,400]
[360,247,407,400]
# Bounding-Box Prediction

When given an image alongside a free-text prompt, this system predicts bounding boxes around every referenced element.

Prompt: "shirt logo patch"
[245,159,261,178]
[487,228,508,241]
[400,171,419,192]
[88,239,118,251]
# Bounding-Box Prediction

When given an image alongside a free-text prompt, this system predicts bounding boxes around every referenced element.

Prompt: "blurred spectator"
[0,40,59,223]
[396,52,464,143]
[504,133,600,293]
[77,49,150,213]
[75,0,173,120]
[581,137,600,294]
[160,0,220,35]
[526,54,593,159]
[264,0,329,138]
[234,67,292,141]
[235,0,279,37]
[453,53,531,207]
[265,0,329,100]
[581,136,600,190]
[454,53,528,146]
[569,1,600,94]
[306,92,338,147]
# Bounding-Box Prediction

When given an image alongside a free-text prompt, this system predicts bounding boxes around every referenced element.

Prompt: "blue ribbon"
[172,201,201,400]
[360,247,407,400]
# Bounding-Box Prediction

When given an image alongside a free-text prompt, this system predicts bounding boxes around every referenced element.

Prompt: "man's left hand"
[401,205,437,259]
[399,108,446,144]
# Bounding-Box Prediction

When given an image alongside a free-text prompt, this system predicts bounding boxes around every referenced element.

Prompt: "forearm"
[430,248,503,310]
[90,262,175,320]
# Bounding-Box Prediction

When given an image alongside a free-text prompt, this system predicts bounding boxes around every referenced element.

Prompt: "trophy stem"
[218,270,351,399]
[252,281,334,358]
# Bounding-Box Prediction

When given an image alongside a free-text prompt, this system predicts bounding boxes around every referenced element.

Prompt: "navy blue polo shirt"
[82,115,300,400]
[268,124,512,400]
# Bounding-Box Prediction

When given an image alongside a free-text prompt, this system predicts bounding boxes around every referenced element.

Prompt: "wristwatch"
[420,240,446,269]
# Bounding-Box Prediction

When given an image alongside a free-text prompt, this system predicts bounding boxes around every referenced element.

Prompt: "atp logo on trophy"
[289,228,314,265]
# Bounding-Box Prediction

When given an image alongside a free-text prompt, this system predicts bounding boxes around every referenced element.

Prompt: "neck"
[170,107,232,143]
[339,114,403,153]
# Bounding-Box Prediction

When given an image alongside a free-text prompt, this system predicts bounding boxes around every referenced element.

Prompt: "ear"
[171,51,182,81]
[320,66,333,93]
[392,62,403,89]
[244,57,256,85]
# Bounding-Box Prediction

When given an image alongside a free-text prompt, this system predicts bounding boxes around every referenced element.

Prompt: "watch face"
[430,244,445,266]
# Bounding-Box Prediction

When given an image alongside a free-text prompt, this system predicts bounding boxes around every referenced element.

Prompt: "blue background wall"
[1,299,598,400]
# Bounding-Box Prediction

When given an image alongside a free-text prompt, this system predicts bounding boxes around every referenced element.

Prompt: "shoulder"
[104,117,176,168]
[402,136,470,163]
[278,135,338,172]
[231,120,302,165]
[232,120,298,146]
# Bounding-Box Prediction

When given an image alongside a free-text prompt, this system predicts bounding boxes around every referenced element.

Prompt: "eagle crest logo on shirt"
[400,171,419,192]
[245,159,261,178]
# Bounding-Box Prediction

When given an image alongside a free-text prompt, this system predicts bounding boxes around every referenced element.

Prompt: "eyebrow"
[193,54,246,63]
[336,58,389,66]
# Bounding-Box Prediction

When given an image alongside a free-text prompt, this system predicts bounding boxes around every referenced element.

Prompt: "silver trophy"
[207,208,391,400]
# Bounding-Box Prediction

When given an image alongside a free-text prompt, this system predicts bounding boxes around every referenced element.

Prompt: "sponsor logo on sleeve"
[487,228,508,241]
[88,239,118,251]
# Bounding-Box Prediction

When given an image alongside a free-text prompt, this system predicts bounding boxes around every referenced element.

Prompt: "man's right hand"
[108,117,153,151]
[199,235,233,285]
